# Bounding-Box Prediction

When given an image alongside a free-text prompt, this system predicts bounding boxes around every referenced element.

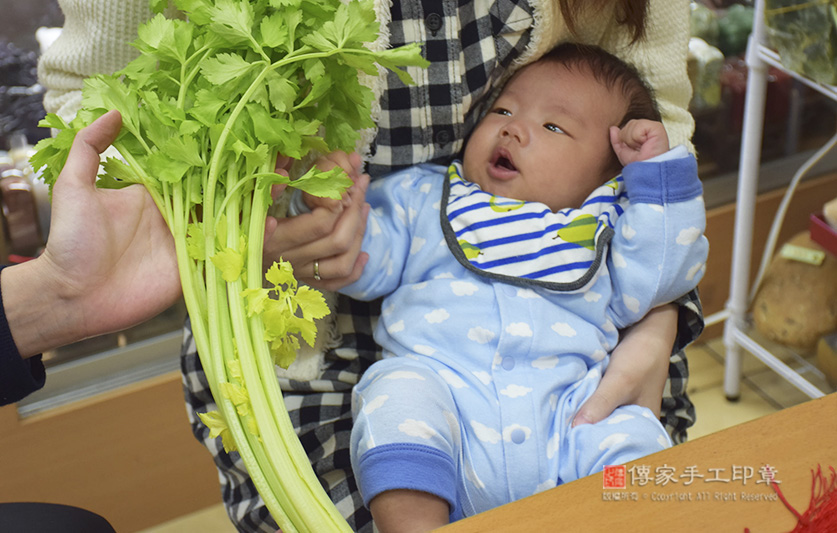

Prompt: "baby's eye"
[545,123,564,134]
[493,108,512,116]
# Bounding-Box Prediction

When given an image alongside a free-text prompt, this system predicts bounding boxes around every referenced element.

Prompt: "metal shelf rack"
[722,0,835,401]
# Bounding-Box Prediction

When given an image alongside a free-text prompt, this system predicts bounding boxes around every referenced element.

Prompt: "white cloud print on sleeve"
[532,355,560,369]
[470,420,501,444]
[686,262,706,281]
[622,294,641,314]
[398,419,437,439]
[598,433,629,450]
[362,395,389,415]
[387,320,405,334]
[369,215,382,236]
[413,345,437,356]
[438,369,469,389]
[676,227,702,246]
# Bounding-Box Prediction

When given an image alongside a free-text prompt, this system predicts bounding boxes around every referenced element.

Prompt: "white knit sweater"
[38,0,153,123]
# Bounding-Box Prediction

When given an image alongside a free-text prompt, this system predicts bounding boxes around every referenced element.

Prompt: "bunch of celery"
[30,0,426,531]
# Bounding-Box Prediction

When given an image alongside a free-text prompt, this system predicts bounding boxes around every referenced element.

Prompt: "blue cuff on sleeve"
[622,154,702,205]
[356,443,458,516]
[0,265,46,406]
[643,144,689,163]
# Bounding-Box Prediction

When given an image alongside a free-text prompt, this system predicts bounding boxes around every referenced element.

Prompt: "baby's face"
[463,60,627,212]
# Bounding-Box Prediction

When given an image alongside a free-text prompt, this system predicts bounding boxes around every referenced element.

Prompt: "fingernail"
[572,413,591,427]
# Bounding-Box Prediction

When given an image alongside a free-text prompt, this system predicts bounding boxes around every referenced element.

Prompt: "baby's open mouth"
[491,148,517,173]
[494,156,516,171]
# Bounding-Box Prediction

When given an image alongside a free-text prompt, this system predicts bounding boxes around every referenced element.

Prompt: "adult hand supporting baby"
[572,303,678,426]
[263,151,371,291]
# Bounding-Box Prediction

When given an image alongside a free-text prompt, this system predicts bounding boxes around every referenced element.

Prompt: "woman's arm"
[573,303,676,424]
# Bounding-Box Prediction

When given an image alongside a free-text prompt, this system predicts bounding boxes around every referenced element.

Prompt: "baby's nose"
[501,121,527,143]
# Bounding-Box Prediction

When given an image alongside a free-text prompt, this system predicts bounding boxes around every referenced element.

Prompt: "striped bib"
[441,162,627,291]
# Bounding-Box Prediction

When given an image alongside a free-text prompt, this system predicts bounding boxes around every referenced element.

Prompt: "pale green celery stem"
[195,164,292,530]
[115,146,169,227]
[240,181,253,253]
[170,183,213,385]
[246,169,352,532]
[116,134,216,389]
[248,35,271,63]
[119,124,282,526]
[216,173,258,218]
[200,47,334,390]
[213,262,292,532]
[177,46,213,107]
[197,48,360,533]
[185,171,208,315]
[222,165,304,531]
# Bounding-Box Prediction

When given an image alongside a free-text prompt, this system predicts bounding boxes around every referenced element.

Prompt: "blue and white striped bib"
[441,162,627,290]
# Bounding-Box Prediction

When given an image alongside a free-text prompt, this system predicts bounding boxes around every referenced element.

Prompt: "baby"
[315,43,708,531]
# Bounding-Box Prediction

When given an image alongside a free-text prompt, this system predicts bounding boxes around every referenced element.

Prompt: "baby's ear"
[605,145,622,180]
[609,125,621,146]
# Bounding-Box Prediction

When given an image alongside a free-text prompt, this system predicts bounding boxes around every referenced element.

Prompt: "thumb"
[58,110,123,188]
[572,382,623,427]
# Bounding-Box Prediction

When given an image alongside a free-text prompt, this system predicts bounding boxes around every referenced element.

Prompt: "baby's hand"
[609,119,670,166]
[305,150,368,211]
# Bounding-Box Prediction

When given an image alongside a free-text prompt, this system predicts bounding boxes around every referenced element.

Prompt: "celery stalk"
[30,0,428,531]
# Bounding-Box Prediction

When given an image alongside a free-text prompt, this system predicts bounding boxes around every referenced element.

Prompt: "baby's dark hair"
[537,42,661,127]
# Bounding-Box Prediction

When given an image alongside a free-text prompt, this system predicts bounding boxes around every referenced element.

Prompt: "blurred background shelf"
[722,0,837,401]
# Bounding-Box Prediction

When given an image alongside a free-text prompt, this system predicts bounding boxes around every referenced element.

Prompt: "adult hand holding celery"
[30,0,427,531]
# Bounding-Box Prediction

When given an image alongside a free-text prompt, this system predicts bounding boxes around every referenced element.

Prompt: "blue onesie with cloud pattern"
[341,148,708,519]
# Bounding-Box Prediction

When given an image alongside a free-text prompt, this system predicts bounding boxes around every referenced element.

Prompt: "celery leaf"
[186,223,206,261]
[211,247,244,282]
[198,411,237,452]
[265,261,296,291]
[295,285,330,320]
[290,167,352,200]
[201,53,259,85]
